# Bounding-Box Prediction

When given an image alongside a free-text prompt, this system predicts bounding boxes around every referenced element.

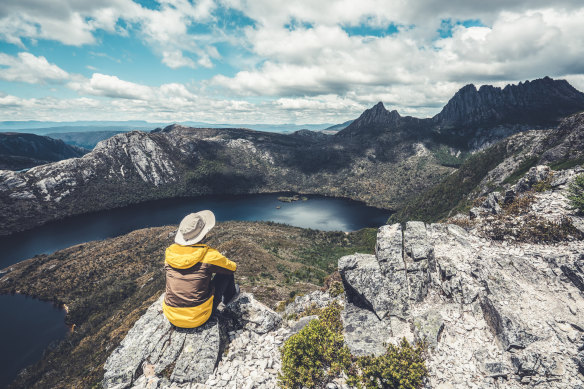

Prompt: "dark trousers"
[211,273,236,311]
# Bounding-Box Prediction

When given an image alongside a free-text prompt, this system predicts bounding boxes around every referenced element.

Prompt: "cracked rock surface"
[340,222,584,388]
[104,219,584,388]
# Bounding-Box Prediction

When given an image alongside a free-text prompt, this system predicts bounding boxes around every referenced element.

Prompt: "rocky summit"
[433,77,584,129]
[102,216,584,388]
[340,222,583,388]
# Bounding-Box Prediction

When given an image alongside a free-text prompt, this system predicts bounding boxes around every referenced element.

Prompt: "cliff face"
[433,77,584,128]
[0,132,87,170]
[338,77,584,150]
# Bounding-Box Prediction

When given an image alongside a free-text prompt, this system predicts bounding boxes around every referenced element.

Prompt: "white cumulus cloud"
[0,52,70,84]
[68,73,154,100]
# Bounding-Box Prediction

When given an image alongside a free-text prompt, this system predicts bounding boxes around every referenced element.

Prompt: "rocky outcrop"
[103,292,283,389]
[433,77,584,129]
[103,215,584,388]
[103,294,226,389]
[338,222,584,388]
[221,293,281,335]
[468,165,584,242]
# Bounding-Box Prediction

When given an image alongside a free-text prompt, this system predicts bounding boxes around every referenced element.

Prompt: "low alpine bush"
[279,302,428,389]
[278,302,352,388]
[350,339,428,389]
[568,174,584,214]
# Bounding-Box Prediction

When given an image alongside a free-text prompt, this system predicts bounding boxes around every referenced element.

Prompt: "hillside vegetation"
[0,221,376,389]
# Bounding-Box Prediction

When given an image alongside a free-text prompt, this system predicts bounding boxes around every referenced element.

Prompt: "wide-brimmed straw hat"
[175,210,216,245]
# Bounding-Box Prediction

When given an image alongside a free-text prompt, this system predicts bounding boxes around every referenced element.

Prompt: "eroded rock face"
[338,253,408,319]
[103,294,225,389]
[103,293,283,389]
[338,222,584,388]
[341,302,392,357]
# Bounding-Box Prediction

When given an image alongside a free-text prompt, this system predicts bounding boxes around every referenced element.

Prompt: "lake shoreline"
[0,190,394,238]
[0,193,391,270]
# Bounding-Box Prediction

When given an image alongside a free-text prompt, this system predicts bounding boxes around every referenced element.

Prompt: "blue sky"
[0,0,583,124]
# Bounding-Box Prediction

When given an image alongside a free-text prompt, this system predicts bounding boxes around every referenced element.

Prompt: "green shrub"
[568,174,584,214]
[279,302,428,389]
[549,158,584,171]
[350,338,428,389]
[488,215,583,243]
[502,156,539,185]
[279,302,351,388]
[328,281,345,297]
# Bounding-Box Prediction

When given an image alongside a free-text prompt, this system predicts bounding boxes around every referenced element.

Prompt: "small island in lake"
[277,195,308,203]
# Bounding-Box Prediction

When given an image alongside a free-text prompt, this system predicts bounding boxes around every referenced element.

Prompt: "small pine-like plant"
[278,302,351,388]
[279,301,428,389]
[350,338,428,389]
[328,281,345,297]
[568,174,584,214]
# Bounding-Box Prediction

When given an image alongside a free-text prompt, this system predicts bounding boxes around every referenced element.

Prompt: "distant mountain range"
[1,77,584,234]
[0,133,87,170]
[45,131,130,150]
[323,120,353,132]
[0,121,338,135]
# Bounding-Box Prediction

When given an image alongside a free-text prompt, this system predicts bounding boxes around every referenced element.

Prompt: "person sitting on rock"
[162,210,239,328]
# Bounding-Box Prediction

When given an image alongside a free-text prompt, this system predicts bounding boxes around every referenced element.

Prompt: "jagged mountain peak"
[434,76,584,128]
[338,101,403,135]
[371,101,386,111]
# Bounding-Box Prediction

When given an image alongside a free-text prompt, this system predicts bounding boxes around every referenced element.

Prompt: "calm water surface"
[0,294,67,388]
[0,193,390,387]
[0,193,390,269]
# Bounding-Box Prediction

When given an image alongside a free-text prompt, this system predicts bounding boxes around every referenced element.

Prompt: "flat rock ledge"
[102,293,282,389]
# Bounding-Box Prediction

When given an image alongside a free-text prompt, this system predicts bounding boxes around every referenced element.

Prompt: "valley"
[1,77,584,389]
[0,221,378,388]
[1,77,583,237]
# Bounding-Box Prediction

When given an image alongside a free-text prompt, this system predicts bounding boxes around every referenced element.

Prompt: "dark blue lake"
[0,294,67,388]
[0,193,390,387]
[0,193,390,270]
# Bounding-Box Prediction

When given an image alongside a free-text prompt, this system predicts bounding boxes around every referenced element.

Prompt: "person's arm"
[202,248,237,274]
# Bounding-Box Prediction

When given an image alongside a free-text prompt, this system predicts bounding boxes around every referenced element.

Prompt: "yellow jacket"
[162,244,236,328]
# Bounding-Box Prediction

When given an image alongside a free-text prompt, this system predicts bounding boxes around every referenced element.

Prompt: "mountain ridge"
[338,76,584,150]
[433,76,584,128]
[0,133,88,170]
[1,77,583,235]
